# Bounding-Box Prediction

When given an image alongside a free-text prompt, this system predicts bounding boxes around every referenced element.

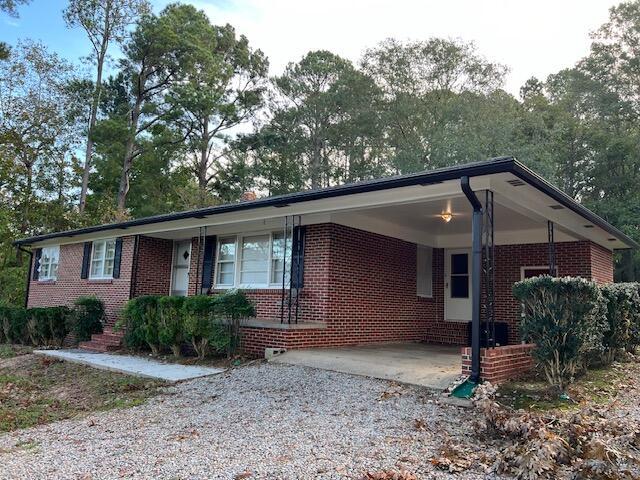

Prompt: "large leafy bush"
[599,283,640,362]
[158,296,186,356]
[26,306,71,346]
[513,276,607,391]
[118,295,161,353]
[182,295,221,359]
[114,292,256,358]
[0,304,27,344]
[70,296,105,342]
[216,290,256,355]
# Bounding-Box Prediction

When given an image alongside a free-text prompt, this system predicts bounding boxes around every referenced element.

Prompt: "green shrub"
[26,306,71,346]
[600,283,639,362]
[625,283,640,353]
[118,296,161,353]
[182,295,219,359]
[70,296,105,342]
[158,296,186,356]
[0,305,27,344]
[513,276,607,392]
[215,290,256,356]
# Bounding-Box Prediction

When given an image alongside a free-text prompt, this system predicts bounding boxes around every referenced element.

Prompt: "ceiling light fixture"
[440,212,453,223]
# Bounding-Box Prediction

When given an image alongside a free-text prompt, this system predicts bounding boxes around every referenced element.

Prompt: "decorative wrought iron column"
[548,221,556,276]
[280,215,302,324]
[482,190,496,348]
[280,216,290,323]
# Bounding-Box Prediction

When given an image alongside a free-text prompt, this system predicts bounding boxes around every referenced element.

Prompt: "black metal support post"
[461,176,483,383]
[483,190,496,348]
[280,216,289,324]
[548,221,556,276]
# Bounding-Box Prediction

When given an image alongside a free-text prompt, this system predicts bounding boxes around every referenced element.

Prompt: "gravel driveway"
[0,362,492,479]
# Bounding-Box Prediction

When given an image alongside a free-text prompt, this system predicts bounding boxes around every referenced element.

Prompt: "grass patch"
[0,351,165,432]
[496,360,632,411]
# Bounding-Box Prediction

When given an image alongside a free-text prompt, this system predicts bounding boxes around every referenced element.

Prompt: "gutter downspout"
[461,176,482,384]
[17,246,33,309]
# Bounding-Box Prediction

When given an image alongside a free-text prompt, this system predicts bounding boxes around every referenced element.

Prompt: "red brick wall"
[239,226,615,357]
[590,242,614,284]
[240,224,442,355]
[132,236,173,297]
[462,344,535,384]
[27,236,135,325]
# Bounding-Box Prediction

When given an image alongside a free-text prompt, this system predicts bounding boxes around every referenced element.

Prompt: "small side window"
[417,245,433,298]
[521,266,557,281]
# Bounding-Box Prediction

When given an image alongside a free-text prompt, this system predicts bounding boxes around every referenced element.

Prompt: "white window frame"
[214,230,292,290]
[520,265,558,281]
[38,246,60,281]
[89,238,116,280]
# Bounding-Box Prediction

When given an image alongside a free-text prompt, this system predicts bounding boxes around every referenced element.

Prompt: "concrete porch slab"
[34,349,225,382]
[269,343,462,390]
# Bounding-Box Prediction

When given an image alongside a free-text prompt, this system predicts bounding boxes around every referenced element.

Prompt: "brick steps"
[78,326,124,353]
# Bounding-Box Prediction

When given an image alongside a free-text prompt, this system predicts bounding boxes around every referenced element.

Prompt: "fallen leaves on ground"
[361,469,417,480]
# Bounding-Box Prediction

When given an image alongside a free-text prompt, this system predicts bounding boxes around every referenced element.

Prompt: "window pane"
[241,235,269,260]
[451,254,468,275]
[240,270,268,284]
[50,263,58,279]
[104,259,114,276]
[93,241,105,258]
[219,238,236,261]
[218,272,234,285]
[105,240,116,260]
[219,262,234,273]
[240,235,269,285]
[451,275,469,298]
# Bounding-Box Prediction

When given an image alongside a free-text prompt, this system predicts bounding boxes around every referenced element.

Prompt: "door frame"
[169,240,192,296]
[444,248,472,322]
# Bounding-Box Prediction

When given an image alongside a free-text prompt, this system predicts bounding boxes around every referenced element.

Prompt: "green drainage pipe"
[451,378,478,399]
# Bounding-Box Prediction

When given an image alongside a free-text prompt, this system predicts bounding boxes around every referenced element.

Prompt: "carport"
[270,343,461,389]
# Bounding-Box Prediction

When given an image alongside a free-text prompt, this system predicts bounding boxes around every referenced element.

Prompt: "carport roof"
[14,156,639,249]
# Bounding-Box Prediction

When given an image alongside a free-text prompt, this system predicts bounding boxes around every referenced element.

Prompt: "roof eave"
[13,156,638,249]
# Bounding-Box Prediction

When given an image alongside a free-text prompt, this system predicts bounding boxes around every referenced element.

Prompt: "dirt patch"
[0,351,164,432]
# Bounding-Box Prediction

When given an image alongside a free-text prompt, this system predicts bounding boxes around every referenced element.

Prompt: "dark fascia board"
[510,162,639,249]
[14,156,639,249]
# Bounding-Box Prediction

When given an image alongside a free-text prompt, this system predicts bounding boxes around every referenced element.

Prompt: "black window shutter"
[81,242,92,279]
[201,235,217,292]
[112,238,123,279]
[291,226,306,288]
[32,248,42,281]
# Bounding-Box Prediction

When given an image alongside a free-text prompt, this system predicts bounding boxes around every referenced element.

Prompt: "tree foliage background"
[1,0,640,306]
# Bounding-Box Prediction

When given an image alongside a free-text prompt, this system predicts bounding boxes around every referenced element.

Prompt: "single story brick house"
[15,157,637,382]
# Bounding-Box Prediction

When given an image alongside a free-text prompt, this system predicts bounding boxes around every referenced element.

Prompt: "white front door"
[171,240,192,296]
[444,248,472,322]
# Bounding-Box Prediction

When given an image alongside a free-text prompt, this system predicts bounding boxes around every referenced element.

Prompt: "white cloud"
[179,0,618,96]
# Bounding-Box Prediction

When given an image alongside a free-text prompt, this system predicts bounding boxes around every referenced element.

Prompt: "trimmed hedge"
[117,291,255,358]
[600,283,640,362]
[0,305,27,344]
[513,276,607,391]
[0,298,106,347]
[514,276,640,391]
[70,296,105,342]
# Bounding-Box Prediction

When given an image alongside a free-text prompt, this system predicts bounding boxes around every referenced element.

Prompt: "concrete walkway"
[34,349,225,382]
[270,343,461,390]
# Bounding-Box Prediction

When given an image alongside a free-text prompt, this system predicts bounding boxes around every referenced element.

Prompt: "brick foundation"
[461,343,536,384]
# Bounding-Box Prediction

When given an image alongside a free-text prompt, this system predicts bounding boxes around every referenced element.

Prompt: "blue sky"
[1,0,622,95]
